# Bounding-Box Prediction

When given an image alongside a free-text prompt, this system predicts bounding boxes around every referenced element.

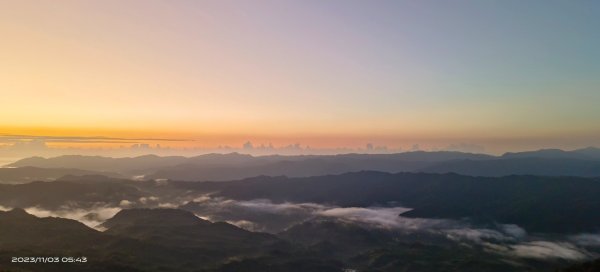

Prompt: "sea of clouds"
[3,194,599,261]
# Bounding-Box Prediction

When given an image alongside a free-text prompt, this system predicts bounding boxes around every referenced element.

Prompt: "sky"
[1,0,599,155]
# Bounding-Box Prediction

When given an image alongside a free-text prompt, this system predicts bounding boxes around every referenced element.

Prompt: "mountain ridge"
[9,148,600,181]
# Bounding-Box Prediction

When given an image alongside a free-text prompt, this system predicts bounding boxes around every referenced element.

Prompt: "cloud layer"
[2,194,598,261]
[24,205,121,230]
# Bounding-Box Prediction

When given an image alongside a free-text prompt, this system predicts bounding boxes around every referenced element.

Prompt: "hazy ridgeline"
[1,149,600,271]
[5,147,600,182]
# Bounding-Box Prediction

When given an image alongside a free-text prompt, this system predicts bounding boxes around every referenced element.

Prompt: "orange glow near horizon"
[1,1,600,155]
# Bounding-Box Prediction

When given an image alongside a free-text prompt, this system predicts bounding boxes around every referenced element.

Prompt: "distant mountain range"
[2,171,600,234]
[501,147,600,160]
[5,147,600,182]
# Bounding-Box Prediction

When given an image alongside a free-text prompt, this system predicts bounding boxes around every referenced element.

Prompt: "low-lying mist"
[5,193,598,262]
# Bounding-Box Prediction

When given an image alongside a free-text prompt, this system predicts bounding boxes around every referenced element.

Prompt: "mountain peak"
[4,207,30,217]
[101,208,209,230]
[574,146,600,156]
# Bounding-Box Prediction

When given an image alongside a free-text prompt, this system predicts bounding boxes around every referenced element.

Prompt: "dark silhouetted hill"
[0,176,145,209]
[422,158,600,177]
[560,258,600,272]
[178,172,600,233]
[0,208,329,272]
[0,166,122,184]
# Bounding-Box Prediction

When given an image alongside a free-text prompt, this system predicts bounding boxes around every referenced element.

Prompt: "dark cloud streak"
[0,134,193,143]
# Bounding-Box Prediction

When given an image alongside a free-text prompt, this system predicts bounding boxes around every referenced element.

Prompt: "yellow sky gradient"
[1,1,599,154]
